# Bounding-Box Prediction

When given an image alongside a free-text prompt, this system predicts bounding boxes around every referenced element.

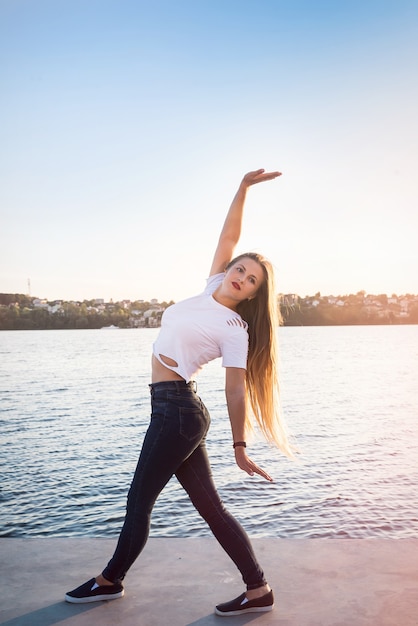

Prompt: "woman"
[65,168,294,616]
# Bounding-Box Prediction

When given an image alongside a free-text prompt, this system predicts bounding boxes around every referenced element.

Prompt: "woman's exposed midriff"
[151,353,186,383]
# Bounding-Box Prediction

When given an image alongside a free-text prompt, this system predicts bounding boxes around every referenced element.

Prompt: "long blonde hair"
[227,253,296,458]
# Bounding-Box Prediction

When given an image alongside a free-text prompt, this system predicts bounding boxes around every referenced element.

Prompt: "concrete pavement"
[1,537,418,625]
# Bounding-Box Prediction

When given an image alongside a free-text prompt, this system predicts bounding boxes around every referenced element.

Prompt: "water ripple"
[1,326,418,539]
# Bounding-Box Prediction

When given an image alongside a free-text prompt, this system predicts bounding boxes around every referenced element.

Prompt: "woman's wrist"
[233,441,246,448]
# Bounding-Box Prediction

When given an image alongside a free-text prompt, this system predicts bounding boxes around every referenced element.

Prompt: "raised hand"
[241,169,282,188]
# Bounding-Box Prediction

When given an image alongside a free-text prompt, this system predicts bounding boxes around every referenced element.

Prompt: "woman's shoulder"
[204,273,224,294]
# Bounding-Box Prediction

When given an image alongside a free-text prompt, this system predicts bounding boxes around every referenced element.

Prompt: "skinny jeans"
[102,380,266,590]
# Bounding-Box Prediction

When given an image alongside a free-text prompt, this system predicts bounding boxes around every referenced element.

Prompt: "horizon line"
[2,290,418,303]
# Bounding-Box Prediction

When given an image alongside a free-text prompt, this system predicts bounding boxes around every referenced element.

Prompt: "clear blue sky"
[1,0,417,302]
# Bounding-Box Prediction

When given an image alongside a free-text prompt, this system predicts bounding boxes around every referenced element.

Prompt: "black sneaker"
[65,577,124,604]
[215,590,274,616]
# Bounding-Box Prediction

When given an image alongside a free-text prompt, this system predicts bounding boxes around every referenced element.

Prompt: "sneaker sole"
[215,604,273,616]
[65,590,124,604]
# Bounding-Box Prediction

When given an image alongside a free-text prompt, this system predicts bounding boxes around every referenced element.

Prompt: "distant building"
[48,304,63,314]
[33,299,49,309]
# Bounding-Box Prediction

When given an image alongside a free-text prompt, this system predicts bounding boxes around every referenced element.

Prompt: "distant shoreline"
[1,291,417,330]
[1,321,417,331]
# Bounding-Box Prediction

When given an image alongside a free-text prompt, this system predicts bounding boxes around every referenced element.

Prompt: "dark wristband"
[233,441,246,448]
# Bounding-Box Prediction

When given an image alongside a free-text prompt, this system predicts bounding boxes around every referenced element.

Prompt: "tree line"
[282,302,418,326]
[1,292,417,330]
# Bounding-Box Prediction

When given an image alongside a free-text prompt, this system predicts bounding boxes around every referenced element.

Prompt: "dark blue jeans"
[102,380,266,590]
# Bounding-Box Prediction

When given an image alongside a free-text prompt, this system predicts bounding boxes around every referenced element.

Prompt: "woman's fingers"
[243,169,282,186]
[235,451,273,482]
[251,463,273,482]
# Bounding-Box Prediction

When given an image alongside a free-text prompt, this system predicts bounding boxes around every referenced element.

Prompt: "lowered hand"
[234,447,273,482]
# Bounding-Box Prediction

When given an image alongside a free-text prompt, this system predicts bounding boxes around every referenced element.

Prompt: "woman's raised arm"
[209,169,281,276]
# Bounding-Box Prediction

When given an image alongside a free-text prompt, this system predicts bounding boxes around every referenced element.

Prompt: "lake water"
[1,326,417,539]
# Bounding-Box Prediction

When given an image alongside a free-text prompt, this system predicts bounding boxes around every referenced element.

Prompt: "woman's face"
[224,258,265,302]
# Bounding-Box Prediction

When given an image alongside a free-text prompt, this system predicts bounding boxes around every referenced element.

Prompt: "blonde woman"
[65,169,294,616]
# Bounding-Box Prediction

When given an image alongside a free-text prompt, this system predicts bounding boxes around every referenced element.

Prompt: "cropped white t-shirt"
[152,273,249,382]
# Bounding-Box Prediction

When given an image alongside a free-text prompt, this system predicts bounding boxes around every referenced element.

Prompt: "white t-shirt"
[152,273,249,382]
